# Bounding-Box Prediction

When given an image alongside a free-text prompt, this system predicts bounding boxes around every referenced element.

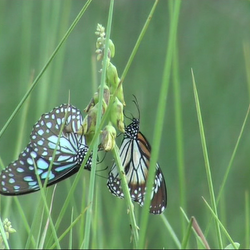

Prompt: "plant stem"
[112,144,139,247]
[82,1,114,248]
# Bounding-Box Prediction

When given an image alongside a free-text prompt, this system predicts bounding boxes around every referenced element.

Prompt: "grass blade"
[245,191,250,249]
[82,1,114,248]
[191,69,223,248]
[202,197,239,249]
[161,214,182,249]
[138,0,182,247]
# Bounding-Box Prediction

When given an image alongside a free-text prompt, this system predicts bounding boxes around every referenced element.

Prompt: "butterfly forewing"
[0,104,92,195]
[30,104,91,170]
[107,118,167,214]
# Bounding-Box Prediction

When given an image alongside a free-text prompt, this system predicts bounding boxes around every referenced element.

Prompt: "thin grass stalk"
[69,208,74,249]
[112,145,139,247]
[181,217,193,249]
[202,197,238,249]
[217,105,250,204]
[96,184,104,248]
[49,207,88,249]
[25,191,53,248]
[15,2,33,156]
[203,105,250,240]
[243,42,250,101]
[120,0,159,82]
[39,186,57,249]
[172,16,186,239]
[218,192,227,245]
[138,1,182,247]
[79,178,87,245]
[245,191,250,248]
[91,186,98,249]
[45,154,95,245]
[35,206,46,249]
[1,3,32,247]
[180,207,208,249]
[3,6,34,245]
[191,69,223,248]
[33,166,60,248]
[50,2,72,106]
[33,102,74,249]
[82,1,114,248]
[16,198,36,248]
[0,0,92,140]
[91,182,102,249]
[5,79,35,247]
[37,1,63,112]
[14,74,34,158]
[160,214,181,249]
[36,1,53,115]
[65,180,80,221]
[19,1,32,88]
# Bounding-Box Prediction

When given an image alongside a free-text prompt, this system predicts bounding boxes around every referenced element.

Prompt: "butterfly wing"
[136,132,167,214]
[107,127,167,214]
[0,104,92,195]
[30,104,90,167]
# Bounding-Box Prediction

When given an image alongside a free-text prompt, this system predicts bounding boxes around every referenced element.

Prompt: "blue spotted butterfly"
[107,116,167,214]
[0,104,92,195]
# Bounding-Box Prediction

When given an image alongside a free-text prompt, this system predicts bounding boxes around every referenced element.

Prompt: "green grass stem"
[172,19,186,239]
[180,207,208,249]
[245,191,250,249]
[33,166,60,248]
[39,186,57,249]
[112,144,139,247]
[120,0,159,82]
[181,217,193,249]
[69,208,73,249]
[202,197,239,249]
[49,207,88,249]
[138,0,181,247]
[82,1,114,248]
[161,214,182,249]
[243,42,250,101]
[217,105,250,204]
[191,69,223,248]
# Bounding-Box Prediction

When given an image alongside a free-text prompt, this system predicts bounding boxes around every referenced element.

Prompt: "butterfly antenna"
[97,151,107,164]
[123,109,133,122]
[95,165,109,179]
[132,94,140,120]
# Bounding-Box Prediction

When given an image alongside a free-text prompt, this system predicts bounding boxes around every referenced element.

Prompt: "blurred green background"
[1,0,250,248]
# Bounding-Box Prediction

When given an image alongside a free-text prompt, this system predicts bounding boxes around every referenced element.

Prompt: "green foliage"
[0,0,250,249]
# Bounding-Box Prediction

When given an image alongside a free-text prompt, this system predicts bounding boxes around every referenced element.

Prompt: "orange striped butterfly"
[107,103,167,214]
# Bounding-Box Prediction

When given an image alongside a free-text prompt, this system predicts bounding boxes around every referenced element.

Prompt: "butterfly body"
[107,118,167,214]
[0,104,92,195]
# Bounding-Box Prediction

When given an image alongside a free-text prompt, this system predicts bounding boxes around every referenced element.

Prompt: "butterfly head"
[124,118,140,139]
